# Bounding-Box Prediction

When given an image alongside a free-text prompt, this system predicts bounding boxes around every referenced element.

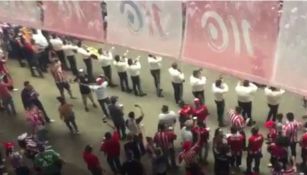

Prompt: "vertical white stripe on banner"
[106,1,183,58]
[273,1,307,96]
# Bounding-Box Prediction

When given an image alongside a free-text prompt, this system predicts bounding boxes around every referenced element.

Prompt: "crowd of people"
[0,24,307,175]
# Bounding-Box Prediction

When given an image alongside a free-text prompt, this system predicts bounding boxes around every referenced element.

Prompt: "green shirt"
[34,149,61,175]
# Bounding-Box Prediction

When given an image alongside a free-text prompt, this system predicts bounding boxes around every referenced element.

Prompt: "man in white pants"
[264,86,285,121]
[235,80,257,126]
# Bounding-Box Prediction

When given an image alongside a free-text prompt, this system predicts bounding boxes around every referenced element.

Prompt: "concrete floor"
[1,42,306,175]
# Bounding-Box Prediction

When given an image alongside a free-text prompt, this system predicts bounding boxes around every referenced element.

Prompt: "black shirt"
[124,141,141,160]
[21,88,32,109]
[121,160,143,175]
[78,75,91,94]
[108,104,124,125]
[214,153,230,175]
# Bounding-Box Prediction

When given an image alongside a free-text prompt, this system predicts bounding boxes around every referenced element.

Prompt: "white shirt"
[158,111,177,128]
[61,44,77,56]
[212,82,229,101]
[148,56,162,70]
[127,61,141,76]
[89,81,108,100]
[113,59,127,73]
[235,82,258,102]
[98,52,113,67]
[32,30,48,49]
[190,75,206,92]
[181,127,193,142]
[126,118,141,135]
[264,87,285,105]
[49,38,63,51]
[77,47,91,59]
[168,67,184,83]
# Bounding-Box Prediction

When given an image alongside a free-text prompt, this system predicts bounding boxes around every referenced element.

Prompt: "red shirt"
[267,128,277,143]
[268,143,287,159]
[0,82,11,99]
[83,151,100,169]
[300,132,307,149]
[248,133,264,154]
[24,42,34,55]
[100,131,120,157]
[193,104,209,122]
[191,126,209,145]
[227,133,244,153]
[179,105,193,118]
[0,58,8,74]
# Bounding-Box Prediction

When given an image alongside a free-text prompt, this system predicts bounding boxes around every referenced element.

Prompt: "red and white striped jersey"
[154,131,176,150]
[282,167,296,175]
[283,120,302,142]
[228,109,245,130]
[178,141,201,165]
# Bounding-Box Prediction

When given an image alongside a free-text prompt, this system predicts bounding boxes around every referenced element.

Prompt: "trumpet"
[123,49,129,56]
[134,56,140,63]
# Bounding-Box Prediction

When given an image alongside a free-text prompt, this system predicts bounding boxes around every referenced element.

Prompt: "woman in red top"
[178,101,193,128]
[0,77,16,115]
[0,50,13,91]
[265,121,277,144]
[100,131,121,174]
[21,37,43,77]
[83,145,103,175]
[0,50,8,75]
[192,98,209,124]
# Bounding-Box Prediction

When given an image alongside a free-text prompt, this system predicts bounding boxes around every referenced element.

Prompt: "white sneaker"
[75,130,80,135]
[13,88,18,92]
[49,119,55,123]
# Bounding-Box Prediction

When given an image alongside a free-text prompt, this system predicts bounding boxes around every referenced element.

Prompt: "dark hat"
[110,96,118,103]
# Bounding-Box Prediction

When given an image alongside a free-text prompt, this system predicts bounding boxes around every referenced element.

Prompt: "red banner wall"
[0,1,43,28]
[44,1,105,41]
[182,1,281,83]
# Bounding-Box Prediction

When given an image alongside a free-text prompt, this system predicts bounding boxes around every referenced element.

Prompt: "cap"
[264,120,275,128]
[193,98,201,104]
[96,77,104,85]
[110,96,118,103]
[78,68,84,72]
